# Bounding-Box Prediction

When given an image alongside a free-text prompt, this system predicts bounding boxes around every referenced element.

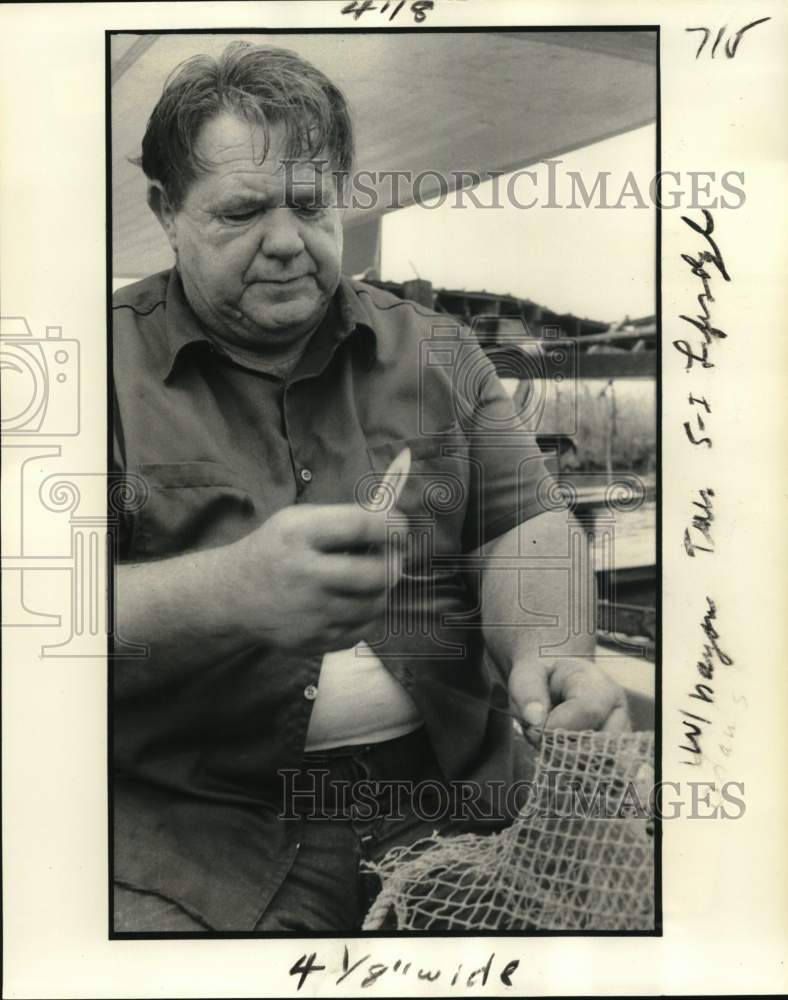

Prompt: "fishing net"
[363,728,655,932]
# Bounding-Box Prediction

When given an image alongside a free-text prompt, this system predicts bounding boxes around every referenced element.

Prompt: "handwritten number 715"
[686,17,771,59]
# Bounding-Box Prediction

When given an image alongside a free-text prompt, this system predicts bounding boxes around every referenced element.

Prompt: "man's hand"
[227,503,402,653]
[508,656,630,742]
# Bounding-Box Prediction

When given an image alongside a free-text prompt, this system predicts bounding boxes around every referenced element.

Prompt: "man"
[112,41,629,933]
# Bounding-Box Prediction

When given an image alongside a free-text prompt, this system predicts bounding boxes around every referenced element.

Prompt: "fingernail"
[523,701,546,728]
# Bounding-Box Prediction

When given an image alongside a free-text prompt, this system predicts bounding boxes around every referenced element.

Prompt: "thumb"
[508,658,552,732]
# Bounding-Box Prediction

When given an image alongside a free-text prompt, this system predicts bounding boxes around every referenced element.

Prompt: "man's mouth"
[256,274,313,285]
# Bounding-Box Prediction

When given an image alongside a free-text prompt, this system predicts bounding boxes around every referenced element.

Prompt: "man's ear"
[147,181,179,252]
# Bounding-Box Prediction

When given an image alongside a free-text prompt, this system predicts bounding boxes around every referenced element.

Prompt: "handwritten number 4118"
[342,0,434,22]
[686,17,770,59]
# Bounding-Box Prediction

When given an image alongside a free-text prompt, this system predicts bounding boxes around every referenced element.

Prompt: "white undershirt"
[304,642,423,752]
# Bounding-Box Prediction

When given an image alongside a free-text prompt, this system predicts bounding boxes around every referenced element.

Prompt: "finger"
[508,659,551,740]
[602,703,631,734]
[547,658,592,702]
[326,592,388,626]
[314,552,391,594]
[549,660,628,733]
[544,696,610,733]
[306,506,393,552]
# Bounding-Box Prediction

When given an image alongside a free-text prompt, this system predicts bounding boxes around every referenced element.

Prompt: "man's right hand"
[226,504,403,653]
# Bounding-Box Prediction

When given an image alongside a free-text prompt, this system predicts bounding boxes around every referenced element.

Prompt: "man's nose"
[260,208,305,260]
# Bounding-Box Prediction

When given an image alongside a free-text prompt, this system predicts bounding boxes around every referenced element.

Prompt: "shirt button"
[303,684,318,700]
[300,468,313,484]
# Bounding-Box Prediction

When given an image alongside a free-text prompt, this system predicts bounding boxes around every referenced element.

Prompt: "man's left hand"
[508,656,630,741]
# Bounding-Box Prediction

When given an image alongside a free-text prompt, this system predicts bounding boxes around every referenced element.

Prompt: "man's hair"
[139,41,355,208]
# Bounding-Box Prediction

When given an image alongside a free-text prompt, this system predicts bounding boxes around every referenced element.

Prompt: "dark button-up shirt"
[111,268,551,930]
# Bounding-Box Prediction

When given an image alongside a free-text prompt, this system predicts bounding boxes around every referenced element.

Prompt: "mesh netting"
[363,729,655,932]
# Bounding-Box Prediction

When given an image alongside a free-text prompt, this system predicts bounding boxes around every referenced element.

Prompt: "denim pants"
[114,727,487,932]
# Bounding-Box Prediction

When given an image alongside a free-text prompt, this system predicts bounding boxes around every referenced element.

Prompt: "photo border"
[105,23,662,942]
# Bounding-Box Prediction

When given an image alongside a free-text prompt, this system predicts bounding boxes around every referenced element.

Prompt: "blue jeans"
[114,727,501,932]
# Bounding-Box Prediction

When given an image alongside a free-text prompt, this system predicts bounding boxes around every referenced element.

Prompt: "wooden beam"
[577,352,656,378]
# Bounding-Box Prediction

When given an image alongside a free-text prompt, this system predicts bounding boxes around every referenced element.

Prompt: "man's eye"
[292,203,327,217]
[218,209,259,224]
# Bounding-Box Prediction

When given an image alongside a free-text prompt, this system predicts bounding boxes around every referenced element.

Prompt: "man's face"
[157,112,344,355]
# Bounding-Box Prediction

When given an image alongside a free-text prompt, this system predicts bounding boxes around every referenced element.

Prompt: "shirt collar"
[158,269,212,381]
[161,270,378,383]
[327,277,379,371]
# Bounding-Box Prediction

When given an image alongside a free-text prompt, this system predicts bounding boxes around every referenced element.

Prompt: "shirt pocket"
[133,461,258,560]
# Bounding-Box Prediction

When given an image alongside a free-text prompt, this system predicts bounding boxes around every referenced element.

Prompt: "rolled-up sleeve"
[455,337,553,551]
